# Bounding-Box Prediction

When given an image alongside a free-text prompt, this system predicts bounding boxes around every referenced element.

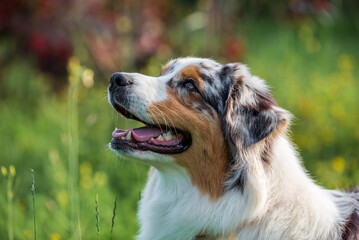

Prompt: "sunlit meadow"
[1,2,358,239]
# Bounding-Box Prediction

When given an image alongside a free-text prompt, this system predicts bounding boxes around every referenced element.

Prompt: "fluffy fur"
[107,57,359,240]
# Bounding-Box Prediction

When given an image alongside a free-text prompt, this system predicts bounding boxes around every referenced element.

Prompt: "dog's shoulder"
[342,209,359,240]
[341,189,359,240]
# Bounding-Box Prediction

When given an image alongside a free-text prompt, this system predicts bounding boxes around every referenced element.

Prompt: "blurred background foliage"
[0,0,358,239]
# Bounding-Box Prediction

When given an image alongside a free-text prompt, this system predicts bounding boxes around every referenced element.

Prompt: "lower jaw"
[110,138,190,154]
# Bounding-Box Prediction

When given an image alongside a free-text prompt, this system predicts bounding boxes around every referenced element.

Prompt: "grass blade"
[110,195,117,240]
[31,169,36,240]
[6,166,14,240]
[95,194,100,240]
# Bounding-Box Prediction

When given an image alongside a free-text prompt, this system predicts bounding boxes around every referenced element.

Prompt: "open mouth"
[110,104,192,154]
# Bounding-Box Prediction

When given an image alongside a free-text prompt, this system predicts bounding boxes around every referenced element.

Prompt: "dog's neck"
[239,136,345,239]
[148,136,355,239]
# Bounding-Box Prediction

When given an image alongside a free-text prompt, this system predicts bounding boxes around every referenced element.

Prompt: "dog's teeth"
[150,137,155,141]
[126,131,132,140]
[157,135,164,141]
[121,136,125,140]
[164,132,173,140]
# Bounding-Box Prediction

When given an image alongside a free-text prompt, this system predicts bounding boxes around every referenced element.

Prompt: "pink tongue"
[132,127,164,141]
[112,126,164,142]
[112,129,130,138]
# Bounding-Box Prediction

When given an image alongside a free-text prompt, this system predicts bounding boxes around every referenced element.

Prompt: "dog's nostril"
[111,73,132,87]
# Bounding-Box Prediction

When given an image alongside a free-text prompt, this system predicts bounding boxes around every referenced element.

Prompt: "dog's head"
[108,57,290,199]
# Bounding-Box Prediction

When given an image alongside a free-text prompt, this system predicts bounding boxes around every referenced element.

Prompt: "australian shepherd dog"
[107,57,359,240]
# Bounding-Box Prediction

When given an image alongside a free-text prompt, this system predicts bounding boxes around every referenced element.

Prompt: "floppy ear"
[222,64,290,148]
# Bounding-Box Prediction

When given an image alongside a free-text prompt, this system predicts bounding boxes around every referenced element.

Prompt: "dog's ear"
[221,63,290,148]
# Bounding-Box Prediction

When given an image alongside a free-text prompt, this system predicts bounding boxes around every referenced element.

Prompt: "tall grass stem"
[78,213,82,240]
[31,169,36,240]
[95,194,100,240]
[7,167,14,240]
[110,195,117,240]
[67,58,81,239]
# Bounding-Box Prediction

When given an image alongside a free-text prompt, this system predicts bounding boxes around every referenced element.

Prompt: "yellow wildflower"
[9,165,16,176]
[67,56,81,84]
[332,157,345,174]
[80,162,92,176]
[82,68,94,88]
[1,166,7,176]
[50,233,61,240]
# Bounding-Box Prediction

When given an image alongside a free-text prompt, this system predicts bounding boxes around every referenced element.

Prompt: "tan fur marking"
[178,65,205,91]
[271,120,289,139]
[147,90,228,200]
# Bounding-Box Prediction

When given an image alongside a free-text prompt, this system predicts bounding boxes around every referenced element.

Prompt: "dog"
[107,57,359,240]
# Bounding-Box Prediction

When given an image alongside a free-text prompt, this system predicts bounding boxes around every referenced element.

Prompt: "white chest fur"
[137,167,263,240]
[136,138,345,240]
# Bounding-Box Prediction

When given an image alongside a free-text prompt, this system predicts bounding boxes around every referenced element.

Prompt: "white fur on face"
[119,73,169,123]
[119,58,219,122]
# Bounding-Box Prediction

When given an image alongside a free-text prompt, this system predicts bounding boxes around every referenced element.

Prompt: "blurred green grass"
[0,57,148,239]
[1,16,358,239]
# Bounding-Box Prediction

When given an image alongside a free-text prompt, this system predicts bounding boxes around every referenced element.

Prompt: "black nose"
[111,73,133,87]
